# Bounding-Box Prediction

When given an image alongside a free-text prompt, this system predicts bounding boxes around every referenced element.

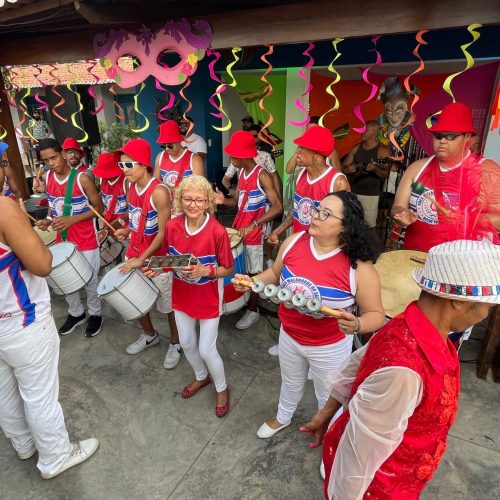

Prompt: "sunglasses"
[161,144,175,150]
[432,132,464,141]
[117,161,140,169]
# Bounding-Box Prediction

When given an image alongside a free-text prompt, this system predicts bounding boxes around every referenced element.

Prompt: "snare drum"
[34,226,56,247]
[46,242,93,295]
[374,250,427,319]
[98,228,124,268]
[97,264,159,321]
[222,227,249,314]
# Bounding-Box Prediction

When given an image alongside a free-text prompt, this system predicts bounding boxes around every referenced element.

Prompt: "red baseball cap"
[429,102,476,134]
[115,139,151,168]
[62,137,84,153]
[224,131,257,159]
[93,152,122,179]
[293,126,335,157]
[157,120,184,144]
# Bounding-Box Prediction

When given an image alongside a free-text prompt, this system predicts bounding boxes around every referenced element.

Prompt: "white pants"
[66,248,101,317]
[356,194,380,228]
[245,244,263,274]
[174,310,227,393]
[0,315,70,475]
[276,328,353,424]
[152,272,173,314]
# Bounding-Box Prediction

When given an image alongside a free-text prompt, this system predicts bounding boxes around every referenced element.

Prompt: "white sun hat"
[412,239,500,304]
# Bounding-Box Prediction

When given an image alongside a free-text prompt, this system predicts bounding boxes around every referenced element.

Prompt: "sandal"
[181,376,212,399]
[215,388,230,418]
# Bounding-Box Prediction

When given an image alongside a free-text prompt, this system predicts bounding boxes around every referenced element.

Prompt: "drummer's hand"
[119,258,144,274]
[51,216,74,231]
[299,412,330,449]
[37,218,52,231]
[267,230,280,247]
[114,227,130,241]
[214,188,226,205]
[33,177,46,193]
[393,209,418,227]
[232,273,253,292]
[142,267,159,279]
[238,224,254,239]
[336,309,360,335]
[181,261,207,280]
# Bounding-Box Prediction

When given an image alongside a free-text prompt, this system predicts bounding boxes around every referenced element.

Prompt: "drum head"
[97,264,131,295]
[34,226,56,246]
[374,250,427,318]
[226,227,242,249]
[50,242,76,267]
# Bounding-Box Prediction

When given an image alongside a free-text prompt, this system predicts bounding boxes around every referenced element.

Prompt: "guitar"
[271,149,284,160]
[346,157,391,183]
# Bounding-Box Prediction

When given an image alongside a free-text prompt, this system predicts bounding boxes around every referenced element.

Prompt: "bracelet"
[253,220,259,228]
[208,264,216,278]
[353,317,361,334]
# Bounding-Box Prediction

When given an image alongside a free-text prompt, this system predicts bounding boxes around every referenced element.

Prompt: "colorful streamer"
[32,64,49,111]
[319,38,344,127]
[66,83,89,143]
[288,42,315,128]
[179,77,194,137]
[213,46,242,132]
[154,78,175,122]
[426,24,482,128]
[108,84,126,120]
[206,49,225,119]
[258,45,274,147]
[85,59,105,115]
[48,64,68,123]
[19,88,35,140]
[131,82,150,133]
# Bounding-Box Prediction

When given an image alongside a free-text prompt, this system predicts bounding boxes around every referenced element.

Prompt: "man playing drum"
[36,138,104,337]
[114,139,182,369]
[215,131,283,330]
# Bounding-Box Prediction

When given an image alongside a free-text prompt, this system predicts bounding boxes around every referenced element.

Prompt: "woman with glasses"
[234,190,384,438]
[114,139,182,366]
[145,175,234,417]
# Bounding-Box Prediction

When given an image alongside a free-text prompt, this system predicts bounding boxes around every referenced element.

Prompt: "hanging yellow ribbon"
[66,83,89,143]
[213,46,242,132]
[426,24,482,128]
[0,124,7,141]
[258,45,274,146]
[20,88,36,141]
[319,38,344,127]
[131,82,150,133]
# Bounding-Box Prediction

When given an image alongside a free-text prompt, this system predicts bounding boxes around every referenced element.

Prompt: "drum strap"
[61,168,78,241]
[131,179,159,256]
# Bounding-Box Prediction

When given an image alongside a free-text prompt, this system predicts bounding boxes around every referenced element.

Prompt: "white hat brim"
[412,268,500,304]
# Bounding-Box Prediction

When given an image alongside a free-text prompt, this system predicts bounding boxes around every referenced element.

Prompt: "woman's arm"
[354,261,385,333]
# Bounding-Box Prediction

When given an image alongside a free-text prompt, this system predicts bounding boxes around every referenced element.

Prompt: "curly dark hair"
[323,190,382,268]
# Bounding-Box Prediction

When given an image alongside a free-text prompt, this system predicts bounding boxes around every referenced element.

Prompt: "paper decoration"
[66,84,89,143]
[319,38,343,127]
[131,82,150,133]
[94,20,212,88]
[85,59,105,115]
[179,77,194,136]
[206,48,225,120]
[258,45,274,147]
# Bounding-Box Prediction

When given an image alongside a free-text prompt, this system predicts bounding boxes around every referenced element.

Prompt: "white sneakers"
[126,332,160,355]
[163,343,182,369]
[17,443,37,460]
[268,344,279,356]
[236,310,260,330]
[257,419,291,439]
[41,438,99,480]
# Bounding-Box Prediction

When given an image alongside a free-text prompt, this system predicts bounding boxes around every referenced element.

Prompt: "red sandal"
[181,376,212,399]
[215,388,230,418]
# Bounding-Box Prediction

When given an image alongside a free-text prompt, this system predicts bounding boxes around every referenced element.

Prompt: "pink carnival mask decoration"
[93,20,213,88]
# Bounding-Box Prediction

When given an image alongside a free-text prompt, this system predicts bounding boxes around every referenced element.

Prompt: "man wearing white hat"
[300,239,500,499]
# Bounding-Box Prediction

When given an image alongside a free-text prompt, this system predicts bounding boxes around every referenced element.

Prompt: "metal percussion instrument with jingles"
[374,250,427,319]
[97,264,159,321]
[222,227,249,314]
[46,242,94,295]
[98,228,124,268]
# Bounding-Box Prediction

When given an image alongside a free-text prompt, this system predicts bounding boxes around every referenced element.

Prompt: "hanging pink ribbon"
[258,45,275,147]
[206,49,225,119]
[288,42,315,128]
[179,77,194,137]
[85,59,105,115]
[154,78,175,122]
[109,84,126,120]
[32,64,49,111]
[353,36,382,134]
[48,64,68,123]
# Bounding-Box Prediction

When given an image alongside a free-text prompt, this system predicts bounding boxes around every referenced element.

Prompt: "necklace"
[438,151,470,170]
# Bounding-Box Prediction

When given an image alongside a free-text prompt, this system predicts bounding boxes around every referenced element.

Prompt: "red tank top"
[293,167,344,233]
[323,302,460,499]
[279,232,356,346]
[46,170,98,251]
[100,175,127,222]
[233,165,269,245]
[158,149,193,189]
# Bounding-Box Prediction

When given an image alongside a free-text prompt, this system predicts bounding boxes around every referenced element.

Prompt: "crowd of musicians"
[0,101,499,498]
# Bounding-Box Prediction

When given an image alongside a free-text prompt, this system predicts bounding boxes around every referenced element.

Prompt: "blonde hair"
[174,175,216,215]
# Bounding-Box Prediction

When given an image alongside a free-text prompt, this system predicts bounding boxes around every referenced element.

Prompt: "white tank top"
[0,241,51,335]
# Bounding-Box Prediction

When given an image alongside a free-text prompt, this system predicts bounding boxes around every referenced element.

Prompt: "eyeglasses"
[432,132,464,141]
[181,197,207,207]
[310,205,343,222]
[117,161,140,169]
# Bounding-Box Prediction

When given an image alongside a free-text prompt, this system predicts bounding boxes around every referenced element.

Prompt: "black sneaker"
[85,316,103,338]
[59,313,87,336]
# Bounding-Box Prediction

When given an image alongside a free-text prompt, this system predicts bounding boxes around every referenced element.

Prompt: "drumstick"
[87,205,118,234]
[26,212,38,224]
[319,305,344,318]
[37,165,44,179]
[231,278,255,288]
[423,193,452,216]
